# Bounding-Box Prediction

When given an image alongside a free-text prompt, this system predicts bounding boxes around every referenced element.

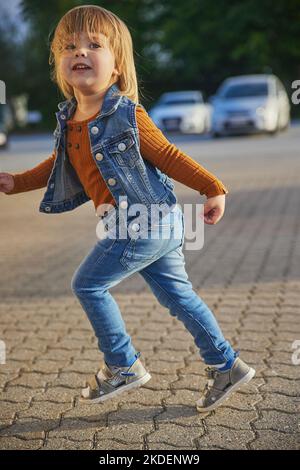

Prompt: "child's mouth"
[72,63,92,72]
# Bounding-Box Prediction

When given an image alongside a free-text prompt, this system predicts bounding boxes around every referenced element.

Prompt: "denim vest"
[39,83,177,228]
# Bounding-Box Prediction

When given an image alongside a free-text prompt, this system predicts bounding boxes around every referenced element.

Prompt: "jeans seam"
[141,269,231,362]
[78,239,119,290]
[96,238,118,263]
[119,238,135,269]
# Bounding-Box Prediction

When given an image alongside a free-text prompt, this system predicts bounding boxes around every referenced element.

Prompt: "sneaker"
[80,352,151,404]
[196,358,256,412]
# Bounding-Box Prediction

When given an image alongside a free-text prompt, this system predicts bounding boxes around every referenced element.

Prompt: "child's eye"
[90,42,101,49]
[65,44,75,50]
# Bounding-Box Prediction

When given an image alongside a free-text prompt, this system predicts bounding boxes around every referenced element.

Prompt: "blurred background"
[1,2,300,450]
[0,0,299,141]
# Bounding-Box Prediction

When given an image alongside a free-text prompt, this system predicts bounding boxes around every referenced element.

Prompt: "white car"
[149,90,211,134]
[0,104,13,149]
[211,74,290,137]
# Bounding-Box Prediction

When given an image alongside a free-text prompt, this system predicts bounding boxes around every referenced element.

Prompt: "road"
[0,126,299,449]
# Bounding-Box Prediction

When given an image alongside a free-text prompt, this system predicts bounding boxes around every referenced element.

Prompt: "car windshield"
[221,83,269,99]
[159,98,200,106]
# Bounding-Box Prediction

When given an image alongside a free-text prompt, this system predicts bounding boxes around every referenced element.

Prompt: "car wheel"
[211,131,221,138]
[0,141,8,150]
[204,118,210,134]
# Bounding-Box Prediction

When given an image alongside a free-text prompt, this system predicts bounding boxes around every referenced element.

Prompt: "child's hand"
[0,173,14,193]
[202,194,226,225]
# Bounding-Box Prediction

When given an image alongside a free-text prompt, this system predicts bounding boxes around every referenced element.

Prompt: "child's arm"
[136,105,228,199]
[1,152,56,195]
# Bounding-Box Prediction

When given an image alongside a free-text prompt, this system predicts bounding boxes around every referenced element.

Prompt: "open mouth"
[72,63,92,71]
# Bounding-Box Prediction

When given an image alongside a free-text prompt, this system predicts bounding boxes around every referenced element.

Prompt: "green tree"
[12,0,300,128]
[19,0,161,127]
[147,0,300,97]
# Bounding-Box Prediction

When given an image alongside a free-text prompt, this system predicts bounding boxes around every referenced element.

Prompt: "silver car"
[149,90,211,134]
[0,104,13,149]
[211,74,290,137]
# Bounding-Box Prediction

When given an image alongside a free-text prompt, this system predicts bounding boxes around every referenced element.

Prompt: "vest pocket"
[107,134,139,168]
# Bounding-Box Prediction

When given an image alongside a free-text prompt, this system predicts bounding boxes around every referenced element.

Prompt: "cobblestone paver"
[0,130,300,449]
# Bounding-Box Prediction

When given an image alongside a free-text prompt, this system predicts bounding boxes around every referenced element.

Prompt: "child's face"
[59,31,118,95]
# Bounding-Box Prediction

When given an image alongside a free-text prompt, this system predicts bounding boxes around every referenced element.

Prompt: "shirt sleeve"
[5,152,56,195]
[135,105,229,198]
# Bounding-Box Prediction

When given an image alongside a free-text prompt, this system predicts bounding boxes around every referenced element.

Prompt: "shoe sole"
[196,367,256,413]
[79,372,152,404]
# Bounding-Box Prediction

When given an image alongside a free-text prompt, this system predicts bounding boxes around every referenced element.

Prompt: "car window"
[221,83,269,99]
[159,97,202,105]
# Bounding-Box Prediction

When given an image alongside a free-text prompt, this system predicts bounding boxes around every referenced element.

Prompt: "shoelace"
[205,367,218,379]
[106,351,141,378]
[107,366,136,378]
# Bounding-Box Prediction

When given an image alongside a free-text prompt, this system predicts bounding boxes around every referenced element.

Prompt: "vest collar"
[56,82,122,121]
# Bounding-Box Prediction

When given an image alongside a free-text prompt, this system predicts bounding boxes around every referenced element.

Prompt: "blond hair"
[49,4,140,103]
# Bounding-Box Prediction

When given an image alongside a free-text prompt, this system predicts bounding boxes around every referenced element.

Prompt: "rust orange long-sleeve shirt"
[5,105,228,211]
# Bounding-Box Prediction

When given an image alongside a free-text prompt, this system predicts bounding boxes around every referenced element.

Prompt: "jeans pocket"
[120,225,173,270]
[95,232,118,260]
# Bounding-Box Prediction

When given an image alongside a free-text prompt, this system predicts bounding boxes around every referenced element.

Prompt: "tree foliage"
[1,0,298,128]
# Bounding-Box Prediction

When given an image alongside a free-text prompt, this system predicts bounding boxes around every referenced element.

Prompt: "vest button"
[131,223,140,232]
[75,143,80,149]
[68,142,72,148]
[120,200,128,209]
[108,178,116,186]
[50,183,54,189]
[91,126,99,135]
[77,125,82,132]
[60,114,66,120]
[95,153,104,161]
[118,142,126,151]
[45,206,51,212]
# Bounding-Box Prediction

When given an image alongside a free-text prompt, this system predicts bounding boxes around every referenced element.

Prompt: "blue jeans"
[71,204,236,367]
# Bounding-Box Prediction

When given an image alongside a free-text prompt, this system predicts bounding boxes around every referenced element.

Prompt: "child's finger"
[203,208,220,224]
[204,213,215,224]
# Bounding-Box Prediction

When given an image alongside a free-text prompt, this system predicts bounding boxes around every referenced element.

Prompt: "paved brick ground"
[0,130,300,449]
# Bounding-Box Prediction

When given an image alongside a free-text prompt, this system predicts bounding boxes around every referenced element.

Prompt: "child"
[0,5,255,412]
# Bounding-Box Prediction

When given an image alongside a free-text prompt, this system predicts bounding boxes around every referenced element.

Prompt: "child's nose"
[75,48,88,57]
